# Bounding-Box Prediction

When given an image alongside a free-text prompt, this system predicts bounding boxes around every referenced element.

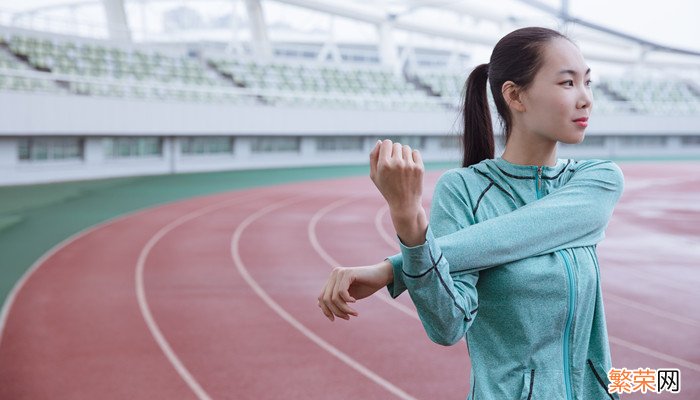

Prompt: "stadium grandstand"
[0,0,699,185]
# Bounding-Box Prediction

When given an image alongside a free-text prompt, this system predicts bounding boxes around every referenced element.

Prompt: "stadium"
[0,0,698,399]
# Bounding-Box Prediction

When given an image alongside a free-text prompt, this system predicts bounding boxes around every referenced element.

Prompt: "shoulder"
[572,159,624,183]
[570,159,625,196]
[434,165,488,196]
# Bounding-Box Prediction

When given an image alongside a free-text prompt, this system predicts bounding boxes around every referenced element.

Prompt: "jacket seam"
[527,369,535,400]
[403,254,478,317]
[474,169,515,202]
[472,182,493,215]
[427,248,471,321]
[402,253,443,278]
[587,359,615,400]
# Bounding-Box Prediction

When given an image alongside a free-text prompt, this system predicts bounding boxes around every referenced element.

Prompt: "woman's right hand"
[317,261,394,321]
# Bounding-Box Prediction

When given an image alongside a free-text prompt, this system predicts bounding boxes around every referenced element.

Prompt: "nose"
[578,86,593,109]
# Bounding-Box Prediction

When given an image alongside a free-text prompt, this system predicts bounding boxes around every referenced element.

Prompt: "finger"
[334,271,356,303]
[330,274,354,319]
[324,273,349,320]
[318,296,334,321]
[369,140,381,179]
[402,145,412,162]
[332,273,358,317]
[318,285,335,320]
[379,139,392,162]
[412,148,424,169]
[327,297,349,320]
[321,277,339,321]
[392,142,403,161]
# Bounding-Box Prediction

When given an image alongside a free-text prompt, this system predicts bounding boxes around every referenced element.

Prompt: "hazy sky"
[1,0,698,52]
[568,0,699,52]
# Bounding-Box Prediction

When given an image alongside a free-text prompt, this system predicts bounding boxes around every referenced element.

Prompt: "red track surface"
[0,162,698,400]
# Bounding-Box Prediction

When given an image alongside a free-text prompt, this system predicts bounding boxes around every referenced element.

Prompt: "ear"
[501,81,526,113]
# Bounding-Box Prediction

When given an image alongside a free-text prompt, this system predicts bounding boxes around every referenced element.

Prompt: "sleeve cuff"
[385,253,405,298]
[398,224,442,278]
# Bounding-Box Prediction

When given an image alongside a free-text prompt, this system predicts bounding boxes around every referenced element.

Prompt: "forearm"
[397,160,622,271]
[388,160,623,296]
[390,207,429,247]
[395,226,478,345]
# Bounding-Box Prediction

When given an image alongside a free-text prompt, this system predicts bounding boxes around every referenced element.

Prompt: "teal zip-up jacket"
[386,157,624,400]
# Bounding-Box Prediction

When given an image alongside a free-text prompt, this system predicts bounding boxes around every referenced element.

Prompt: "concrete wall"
[0,91,698,186]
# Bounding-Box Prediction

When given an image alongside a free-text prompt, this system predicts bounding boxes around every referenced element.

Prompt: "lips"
[573,117,588,127]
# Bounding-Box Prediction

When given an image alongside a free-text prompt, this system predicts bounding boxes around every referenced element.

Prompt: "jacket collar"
[492,156,571,179]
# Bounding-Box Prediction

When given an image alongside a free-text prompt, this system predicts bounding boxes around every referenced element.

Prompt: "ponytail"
[462,63,494,168]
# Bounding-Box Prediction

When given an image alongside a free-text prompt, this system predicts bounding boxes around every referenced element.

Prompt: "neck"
[501,128,558,167]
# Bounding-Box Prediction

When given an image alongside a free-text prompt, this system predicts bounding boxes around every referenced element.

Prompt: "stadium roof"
[1,0,699,63]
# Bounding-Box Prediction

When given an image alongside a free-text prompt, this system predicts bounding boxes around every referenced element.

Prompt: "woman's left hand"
[369,139,428,247]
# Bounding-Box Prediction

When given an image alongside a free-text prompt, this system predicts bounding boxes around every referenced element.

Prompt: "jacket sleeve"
[387,159,624,297]
[389,170,480,346]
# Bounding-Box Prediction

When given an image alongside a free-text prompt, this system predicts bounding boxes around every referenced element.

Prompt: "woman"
[318,27,623,400]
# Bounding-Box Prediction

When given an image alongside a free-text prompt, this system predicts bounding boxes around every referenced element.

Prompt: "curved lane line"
[374,204,399,252]
[136,192,263,400]
[231,195,419,400]
[0,198,218,347]
[609,337,700,373]
[308,197,418,321]
[605,293,700,328]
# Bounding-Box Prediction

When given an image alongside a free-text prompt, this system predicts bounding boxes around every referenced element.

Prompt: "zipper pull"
[537,166,542,190]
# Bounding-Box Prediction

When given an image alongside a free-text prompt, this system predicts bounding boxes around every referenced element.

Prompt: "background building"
[0,0,699,185]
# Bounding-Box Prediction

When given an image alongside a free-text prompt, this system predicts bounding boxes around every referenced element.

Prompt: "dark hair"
[461,27,570,167]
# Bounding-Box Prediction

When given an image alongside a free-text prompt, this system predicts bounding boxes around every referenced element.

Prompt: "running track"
[0,162,698,399]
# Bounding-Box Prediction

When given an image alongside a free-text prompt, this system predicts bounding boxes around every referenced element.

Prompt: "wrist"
[390,207,428,247]
[388,203,424,222]
[371,260,395,285]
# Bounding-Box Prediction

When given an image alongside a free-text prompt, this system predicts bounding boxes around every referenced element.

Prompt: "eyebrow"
[558,68,591,76]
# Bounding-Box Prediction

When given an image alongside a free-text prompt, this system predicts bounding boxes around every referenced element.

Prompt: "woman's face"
[518,38,593,145]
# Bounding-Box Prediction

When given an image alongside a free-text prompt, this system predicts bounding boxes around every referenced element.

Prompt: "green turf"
[0,161,457,308]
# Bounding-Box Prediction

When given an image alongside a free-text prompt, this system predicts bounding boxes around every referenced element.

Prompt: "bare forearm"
[390,207,429,247]
[375,258,395,285]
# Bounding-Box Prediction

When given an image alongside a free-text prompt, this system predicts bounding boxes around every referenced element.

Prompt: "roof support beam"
[244,0,272,58]
[102,0,131,43]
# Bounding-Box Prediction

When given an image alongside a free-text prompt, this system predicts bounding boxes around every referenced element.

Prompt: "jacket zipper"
[534,167,574,400]
[559,250,576,400]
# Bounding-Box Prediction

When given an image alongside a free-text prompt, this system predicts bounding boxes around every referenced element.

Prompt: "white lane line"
[231,196,418,400]
[0,228,104,347]
[622,176,699,192]
[308,197,418,321]
[136,192,262,400]
[374,204,400,252]
[609,336,700,373]
[605,293,700,328]
[603,264,699,292]
[0,197,214,347]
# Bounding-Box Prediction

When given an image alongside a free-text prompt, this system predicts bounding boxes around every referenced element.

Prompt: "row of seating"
[7,34,221,86]
[1,32,698,115]
[409,69,700,115]
[209,58,425,98]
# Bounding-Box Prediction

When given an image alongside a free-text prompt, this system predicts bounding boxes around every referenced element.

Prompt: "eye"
[561,80,574,86]
[586,79,593,87]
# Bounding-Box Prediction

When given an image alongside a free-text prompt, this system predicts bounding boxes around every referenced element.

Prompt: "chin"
[561,132,586,145]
